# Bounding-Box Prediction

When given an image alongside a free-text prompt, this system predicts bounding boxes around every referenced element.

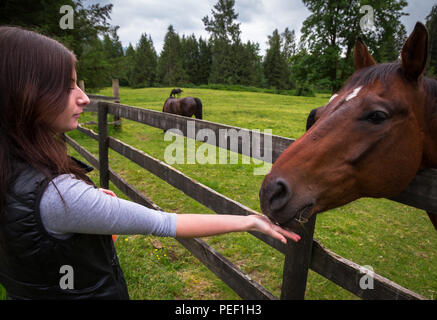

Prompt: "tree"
[300,0,408,92]
[426,4,437,77]
[157,25,187,86]
[237,41,264,87]
[181,34,200,85]
[203,0,241,84]
[77,38,111,90]
[131,33,157,88]
[197,37,212,84]
[263,29,290,90]
[102,31,126,85]
[0,0,120,91]
[124,43,136,87]
[281,28,297,61]
[202,0,241,44]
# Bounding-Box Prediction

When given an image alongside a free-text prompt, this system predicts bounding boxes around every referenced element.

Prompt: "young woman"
[0,26,300,300]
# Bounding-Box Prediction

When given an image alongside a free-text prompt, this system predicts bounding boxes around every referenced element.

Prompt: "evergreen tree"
[377,26,406,62]
[426,4,437,77]
[197,37,212,84]
[158,25,187,86]
[231,41,263,87]
[263,29,290,90]
[102,32,124,59]
[203,0,241,84]
[131,33,157,88]
[202,0,241,44]
[77,38,111,90]
[124,43,136,87]
[102,31,126,85]
[281,28,297,61]
[281,28,297,88]
[181,34,200,85]
[244,41,264,87]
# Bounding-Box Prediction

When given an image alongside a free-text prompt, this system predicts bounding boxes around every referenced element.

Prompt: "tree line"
[1,0,436,94]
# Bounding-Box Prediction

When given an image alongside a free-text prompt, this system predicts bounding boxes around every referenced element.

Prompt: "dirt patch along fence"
[65,98,434,300]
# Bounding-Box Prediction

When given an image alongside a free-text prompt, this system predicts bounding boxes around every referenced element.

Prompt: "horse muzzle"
[259,176,315,228]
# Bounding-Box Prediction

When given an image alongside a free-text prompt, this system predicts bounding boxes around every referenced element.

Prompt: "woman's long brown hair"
[0,26,91,213]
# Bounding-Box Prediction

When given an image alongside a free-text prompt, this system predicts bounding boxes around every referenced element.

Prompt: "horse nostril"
[267,178,292,212]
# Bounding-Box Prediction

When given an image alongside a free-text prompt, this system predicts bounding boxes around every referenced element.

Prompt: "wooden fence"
[65,94,436,300]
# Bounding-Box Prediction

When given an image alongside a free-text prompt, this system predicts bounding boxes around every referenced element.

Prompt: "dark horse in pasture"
[163,96,203,120]
[170,88,183,98]
[259,22,437,231]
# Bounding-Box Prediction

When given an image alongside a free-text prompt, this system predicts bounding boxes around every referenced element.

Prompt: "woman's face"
[52,69,90,133]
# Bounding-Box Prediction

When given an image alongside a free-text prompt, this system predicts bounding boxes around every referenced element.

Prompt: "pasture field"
[1,87,435,300]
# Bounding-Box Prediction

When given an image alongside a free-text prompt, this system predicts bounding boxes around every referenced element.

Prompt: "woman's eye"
[69,80,77,90]
[365,111,389,124]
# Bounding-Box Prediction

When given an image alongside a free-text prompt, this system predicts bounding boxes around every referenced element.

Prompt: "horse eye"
[365,111,388,124]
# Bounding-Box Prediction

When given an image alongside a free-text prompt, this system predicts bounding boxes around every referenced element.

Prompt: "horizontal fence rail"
[70,99,432,300]
[84,101,293,163]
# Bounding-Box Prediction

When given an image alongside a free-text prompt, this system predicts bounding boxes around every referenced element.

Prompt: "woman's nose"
[77,89,90,106]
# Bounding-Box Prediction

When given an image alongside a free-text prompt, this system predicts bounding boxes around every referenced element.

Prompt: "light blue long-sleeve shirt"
[39,174,177,239]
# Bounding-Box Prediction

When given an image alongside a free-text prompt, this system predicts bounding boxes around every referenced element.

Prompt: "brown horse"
[259,22,437,231]
[162,96,203,120]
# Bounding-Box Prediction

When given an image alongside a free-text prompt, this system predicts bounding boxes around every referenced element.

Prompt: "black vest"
[0,159,129,299]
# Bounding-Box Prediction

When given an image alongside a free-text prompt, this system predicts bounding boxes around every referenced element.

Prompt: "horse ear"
[401,22,428,81]
[353,38,376,71]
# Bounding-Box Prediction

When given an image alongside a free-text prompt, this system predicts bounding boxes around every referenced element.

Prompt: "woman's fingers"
[250,215,301,243]
[273,224,301,243]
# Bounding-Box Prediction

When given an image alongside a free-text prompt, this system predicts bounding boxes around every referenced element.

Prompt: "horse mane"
[343,62,402,90]
[424,77,437,114]
[343,62,437,114]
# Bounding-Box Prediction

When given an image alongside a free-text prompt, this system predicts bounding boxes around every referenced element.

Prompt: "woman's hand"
[248,215,301,244]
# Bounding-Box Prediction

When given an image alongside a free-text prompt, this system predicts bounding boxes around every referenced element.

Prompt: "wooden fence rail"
[66,98,431,300]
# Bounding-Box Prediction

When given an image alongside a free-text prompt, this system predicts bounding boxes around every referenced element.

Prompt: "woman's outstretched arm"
[176,214,301,243]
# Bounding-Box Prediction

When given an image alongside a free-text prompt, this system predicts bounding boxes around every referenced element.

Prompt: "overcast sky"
[84,0,435,56]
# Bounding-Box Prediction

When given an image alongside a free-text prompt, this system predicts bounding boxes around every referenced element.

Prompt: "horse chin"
[271,202,316,230]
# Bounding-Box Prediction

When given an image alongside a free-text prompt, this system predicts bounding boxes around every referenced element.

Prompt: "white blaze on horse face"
[345,86,363,102]
[329,94,338,103]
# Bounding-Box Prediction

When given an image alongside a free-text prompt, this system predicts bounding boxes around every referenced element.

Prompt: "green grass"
[2,87,436,300]
[77,87,437,300]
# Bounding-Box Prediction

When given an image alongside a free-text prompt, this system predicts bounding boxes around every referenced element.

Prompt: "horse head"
[260,22,437,229]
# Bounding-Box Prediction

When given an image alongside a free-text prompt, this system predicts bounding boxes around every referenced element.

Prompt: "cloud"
[401,1,434,33]
[90,0,213,52]
[237,0,311,54]
[83,0,434,56]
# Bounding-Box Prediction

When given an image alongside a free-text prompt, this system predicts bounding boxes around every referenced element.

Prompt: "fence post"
[79,80,85,92]
[280,215,317,300]
[112,79,121,130]
[98,101,109,189]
